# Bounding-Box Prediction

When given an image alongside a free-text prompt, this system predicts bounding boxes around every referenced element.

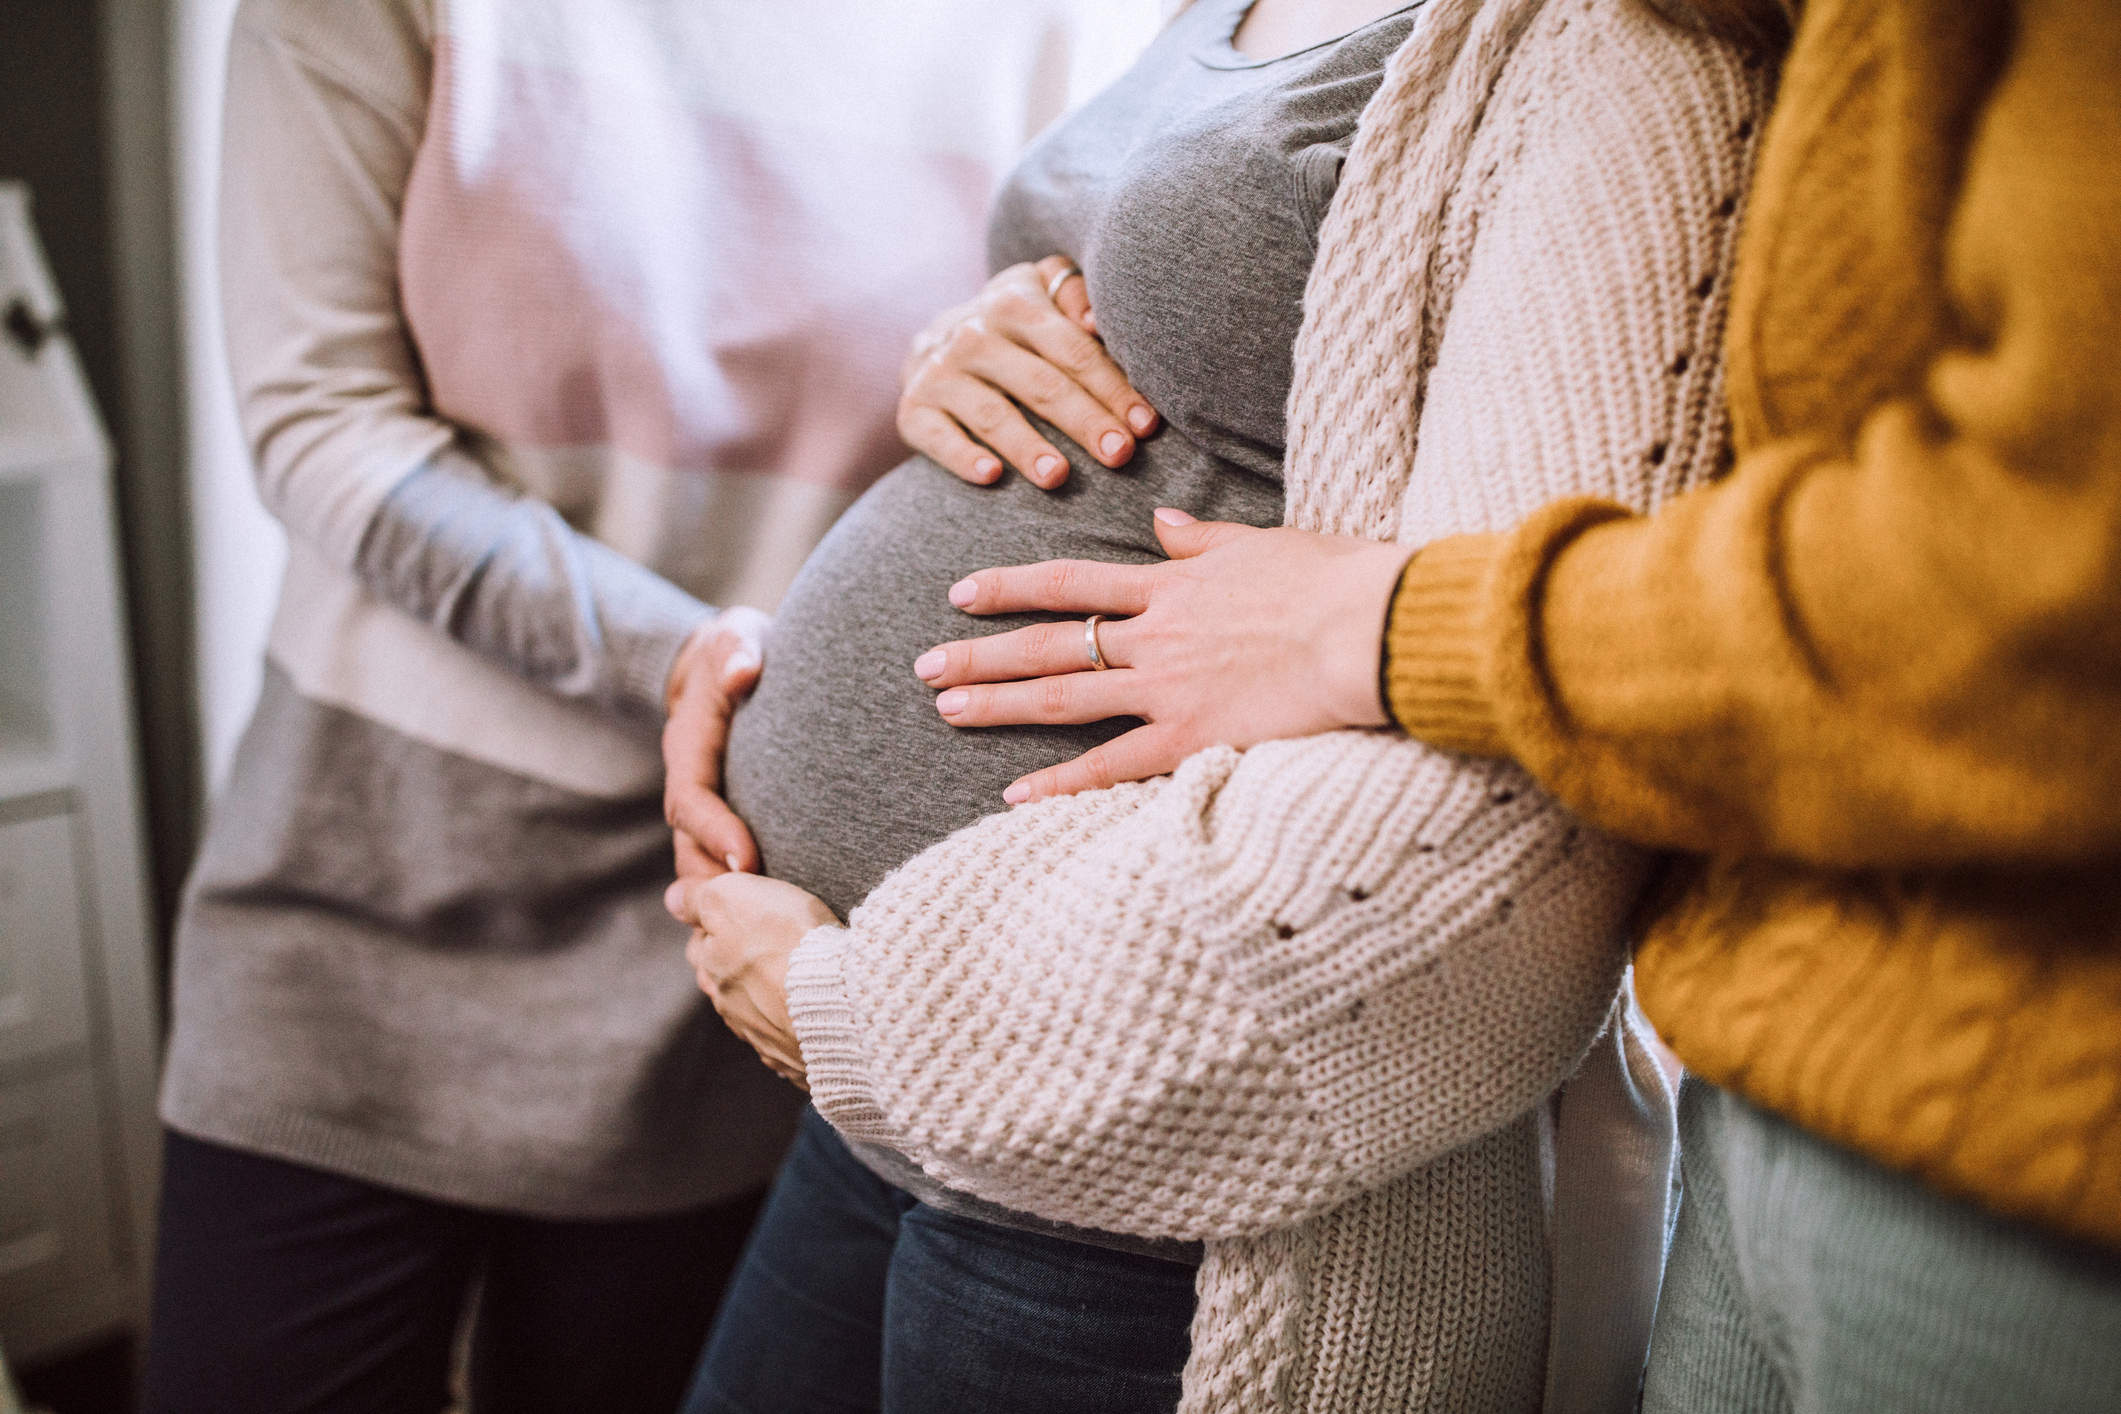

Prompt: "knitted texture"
[787,1,1768,1407]
[1380,0,2121,1254]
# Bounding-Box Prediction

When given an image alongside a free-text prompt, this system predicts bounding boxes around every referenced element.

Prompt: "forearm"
[1386,5,2121,869]
[220,0,448,565]
[1386,420,2121,869]
[357,456,713,720]
[788,734,1643,1239]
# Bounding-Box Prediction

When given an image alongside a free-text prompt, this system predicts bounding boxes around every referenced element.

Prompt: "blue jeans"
[685,1107,1197,1414]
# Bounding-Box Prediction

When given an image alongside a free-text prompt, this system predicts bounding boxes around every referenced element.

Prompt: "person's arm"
[673,0,1766,1235]
[223,0,728,718]
[222,0,761,868]
[905,6,2121,870]
[1383,3,2121,868]
[679,733,1642,1239]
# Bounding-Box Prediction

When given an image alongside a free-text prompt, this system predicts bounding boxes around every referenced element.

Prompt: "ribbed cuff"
[784,925,896,1141]
[1383,532,1509,756]
[619,591,717,722]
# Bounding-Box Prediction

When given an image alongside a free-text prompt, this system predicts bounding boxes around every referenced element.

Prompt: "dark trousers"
[686,1107,1198,1414]
[141,1128,763,1414]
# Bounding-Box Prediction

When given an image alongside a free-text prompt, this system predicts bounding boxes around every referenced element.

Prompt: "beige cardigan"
[786,0,1768,1408]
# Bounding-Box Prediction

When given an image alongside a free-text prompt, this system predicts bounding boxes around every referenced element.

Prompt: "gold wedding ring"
[1046,264,1083,301]
[1084,614,1111,671]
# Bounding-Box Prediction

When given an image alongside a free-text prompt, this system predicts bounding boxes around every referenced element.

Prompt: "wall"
[0,0,199,966]
[173,0,283,799]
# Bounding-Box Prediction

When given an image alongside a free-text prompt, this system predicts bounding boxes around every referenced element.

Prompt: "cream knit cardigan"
[785,1,1767,1409]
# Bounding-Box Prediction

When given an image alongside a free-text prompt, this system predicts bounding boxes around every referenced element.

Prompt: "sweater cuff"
[784,925,897,1142]
[620,592,717,723]
[1383,532,1509,756]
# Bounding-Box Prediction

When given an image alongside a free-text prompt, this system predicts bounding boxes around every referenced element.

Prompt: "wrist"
[1321,540,1415,729]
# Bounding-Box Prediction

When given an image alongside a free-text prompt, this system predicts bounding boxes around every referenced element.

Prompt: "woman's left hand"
[667,872,835,1089]
[913,510,1413,802]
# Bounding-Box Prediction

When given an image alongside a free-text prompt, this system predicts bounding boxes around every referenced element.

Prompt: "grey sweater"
[721,0,1424,1250]
[159,0,1129,1216]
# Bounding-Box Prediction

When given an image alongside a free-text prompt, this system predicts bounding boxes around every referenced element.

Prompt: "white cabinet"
[0,815,92,1069]
[0,1070,130,1359]
[0,181,162,1363]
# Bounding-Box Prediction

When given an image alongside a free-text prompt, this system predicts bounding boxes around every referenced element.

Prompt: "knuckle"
[1078,746,1118,791]
[900,367,943,409]
[1028,620,1069,663]
[1038,561,1078,602]
[1023,364,1069,404]
[988,286,1040,323]
[1037,677,1071,718]
[963,401,1014,437]
[939,322,987,362]
[1052,334,1103,375]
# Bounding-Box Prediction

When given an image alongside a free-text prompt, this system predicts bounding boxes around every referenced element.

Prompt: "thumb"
[1151,509,1258,561]
[712,606,770,698]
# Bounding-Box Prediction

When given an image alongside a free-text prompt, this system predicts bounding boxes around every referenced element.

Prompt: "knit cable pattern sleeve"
[789,732,1645,1238]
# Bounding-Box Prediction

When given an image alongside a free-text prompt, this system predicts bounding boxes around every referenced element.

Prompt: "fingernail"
[721,650,760,686]
[1099,430,1127,459]
[664,881,686,915]
[1035,453,1064,481]
[1154,506,1196,526]
[973,456,1001,481]
[936,689,968,716]
[726,853,743,874]
[1128,406,1155,434]
[913,650,947,680]
[948,578,978,608]
[1003,781,1032,805]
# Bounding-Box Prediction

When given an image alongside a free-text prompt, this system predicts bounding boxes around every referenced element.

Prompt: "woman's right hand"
[899,254,1159,490]
[664,606,770,881]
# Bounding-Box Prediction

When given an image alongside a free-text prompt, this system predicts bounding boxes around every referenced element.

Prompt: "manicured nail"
[913,650,947,680]
[726,853,744,874]
[948,578,978,607]
[1003,781,1032,805]
[1154,506,1196,526]
[1099,430,1127,459]
[664,881,687,915]
[936,690,969,716]
[1128,406,1155,434]
[1035,453,1065,481]
[973,455,1001,481]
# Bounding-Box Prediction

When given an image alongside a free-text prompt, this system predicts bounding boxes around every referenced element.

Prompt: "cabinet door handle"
[3,295,65,358]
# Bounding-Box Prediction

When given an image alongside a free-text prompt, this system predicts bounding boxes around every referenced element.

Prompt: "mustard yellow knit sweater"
[1383,0,2121,1251]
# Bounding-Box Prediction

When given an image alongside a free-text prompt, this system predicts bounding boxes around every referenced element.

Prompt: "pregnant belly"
[723,440,1280,921]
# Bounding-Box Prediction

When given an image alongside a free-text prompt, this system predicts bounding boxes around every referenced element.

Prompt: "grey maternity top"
[723,0,1423,1251]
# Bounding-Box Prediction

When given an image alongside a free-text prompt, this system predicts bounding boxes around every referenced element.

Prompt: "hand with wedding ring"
[912,509,1416,803]
[899,254,1160,491]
